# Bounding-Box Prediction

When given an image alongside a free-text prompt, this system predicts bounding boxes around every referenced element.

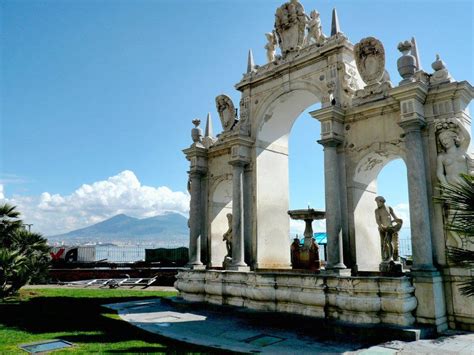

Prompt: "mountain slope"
[49,213,188,245]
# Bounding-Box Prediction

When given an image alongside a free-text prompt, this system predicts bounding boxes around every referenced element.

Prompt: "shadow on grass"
[0,293,225,353]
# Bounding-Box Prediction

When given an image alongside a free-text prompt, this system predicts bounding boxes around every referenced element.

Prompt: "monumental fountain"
[175,0,474,333]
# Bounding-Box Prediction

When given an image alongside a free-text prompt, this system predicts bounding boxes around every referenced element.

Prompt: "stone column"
[229,160,250,271]
[399,119,436,272]
[187,170,206,269]
[320,138,347,271]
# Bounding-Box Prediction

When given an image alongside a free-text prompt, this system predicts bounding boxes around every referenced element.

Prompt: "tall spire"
[247,49,255,73]
[411,37,422,70]
[331,8,340,36]
[205,112,213,138]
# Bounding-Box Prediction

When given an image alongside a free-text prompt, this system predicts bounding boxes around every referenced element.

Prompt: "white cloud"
[0,184,4,200]
[3,170,190,236]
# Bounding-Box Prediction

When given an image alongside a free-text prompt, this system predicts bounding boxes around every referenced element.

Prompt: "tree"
[436,174,474,297]
[0,203,50,298]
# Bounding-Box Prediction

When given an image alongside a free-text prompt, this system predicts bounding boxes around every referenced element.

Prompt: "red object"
[50,248,65,260]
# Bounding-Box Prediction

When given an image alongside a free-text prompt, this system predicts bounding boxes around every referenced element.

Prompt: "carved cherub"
[265,32,277,62]
[305,10,325,45]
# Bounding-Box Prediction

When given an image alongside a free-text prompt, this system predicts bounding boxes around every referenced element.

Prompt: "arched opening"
[254,87,322,269]
[208,178,232,267]
[377,159,411,266]
[288,103,325,247]
[352,154,409,271]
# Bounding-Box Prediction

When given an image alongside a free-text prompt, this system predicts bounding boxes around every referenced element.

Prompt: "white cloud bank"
[1,170,190,236]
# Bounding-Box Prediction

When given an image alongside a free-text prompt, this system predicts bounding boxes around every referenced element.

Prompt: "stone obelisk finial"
[411,37,422,70]
[331,8,341,36]
[204,112,213,138]
[247,49,255,73]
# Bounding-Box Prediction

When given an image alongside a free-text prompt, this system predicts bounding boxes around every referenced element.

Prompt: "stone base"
[222,256,232,270]
[228,265,250,272]
[175,270,417,327]
[321,268,351,276]
[379,261,403,274]
[187,263,206,270]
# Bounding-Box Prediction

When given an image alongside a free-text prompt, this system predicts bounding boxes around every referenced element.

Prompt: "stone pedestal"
[412,270,448,332]
[379,261,403,274]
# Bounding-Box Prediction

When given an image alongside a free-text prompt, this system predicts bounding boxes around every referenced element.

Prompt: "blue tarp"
[314,233,327,244]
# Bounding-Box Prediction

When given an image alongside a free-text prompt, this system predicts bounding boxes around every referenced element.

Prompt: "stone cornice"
[344,97,399,122]
[390,82,429,103]
[309,106,346,122]
[235,36,354,92]
[183,144,208,159]
[425,80,474,103]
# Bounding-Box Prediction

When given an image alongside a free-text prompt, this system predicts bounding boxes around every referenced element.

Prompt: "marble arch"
[178,1,474,333]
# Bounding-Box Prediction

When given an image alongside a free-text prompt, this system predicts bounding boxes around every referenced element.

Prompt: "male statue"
[222,213,233,258]
[374,196,403,262]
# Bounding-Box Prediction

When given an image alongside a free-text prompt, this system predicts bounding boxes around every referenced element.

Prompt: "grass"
[0,287,211,354]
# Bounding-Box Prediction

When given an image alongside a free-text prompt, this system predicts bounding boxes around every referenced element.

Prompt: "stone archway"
[208,177,232,267]
[351,150,408,271]
[253,86,323,269]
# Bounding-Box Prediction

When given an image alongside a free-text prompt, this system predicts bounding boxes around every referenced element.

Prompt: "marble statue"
[305,10,325,45]
[374,196,403,262]
[215,95,236,132]
[222,213,233,257]
[274,0,306,56]
[265,32,277,63]
[436,118,473,185]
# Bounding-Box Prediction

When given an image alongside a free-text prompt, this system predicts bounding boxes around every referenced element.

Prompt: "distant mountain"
[48,213,189,246]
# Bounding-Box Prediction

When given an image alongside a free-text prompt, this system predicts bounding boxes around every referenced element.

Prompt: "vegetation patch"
[0,287,218,354]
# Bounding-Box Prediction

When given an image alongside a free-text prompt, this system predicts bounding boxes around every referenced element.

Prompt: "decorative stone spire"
[411,37,421,70]
[430,54,453,85]
[331,8,340,36]
[204,112,213,137]
[202,113,216,149]
[247,49,255,73]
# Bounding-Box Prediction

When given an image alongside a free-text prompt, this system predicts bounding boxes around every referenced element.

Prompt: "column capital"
[229,159,248,167]
[188,168,207,177]
[317,136,343,147]
[398,117,426,133]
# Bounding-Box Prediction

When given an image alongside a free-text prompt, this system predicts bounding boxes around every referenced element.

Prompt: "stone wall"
[175,270,417,326]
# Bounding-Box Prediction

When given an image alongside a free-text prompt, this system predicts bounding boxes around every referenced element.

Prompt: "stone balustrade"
[175,270,417,326]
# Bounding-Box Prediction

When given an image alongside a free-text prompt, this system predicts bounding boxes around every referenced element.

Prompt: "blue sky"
[1,0,473,236]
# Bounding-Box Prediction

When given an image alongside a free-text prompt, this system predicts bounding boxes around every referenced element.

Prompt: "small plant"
[436,174,474,297]
[0,204,50,298]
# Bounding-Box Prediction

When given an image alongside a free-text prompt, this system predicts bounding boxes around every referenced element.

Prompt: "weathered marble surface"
[175,270,417,327]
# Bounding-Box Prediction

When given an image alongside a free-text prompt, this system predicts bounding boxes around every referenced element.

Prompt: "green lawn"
[0,287,209,354]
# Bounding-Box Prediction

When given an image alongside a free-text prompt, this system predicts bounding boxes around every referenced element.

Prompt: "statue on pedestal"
[305,10,326,46]
[265,32,277,63]
[374,196,403,272]
[222,213,233,258]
